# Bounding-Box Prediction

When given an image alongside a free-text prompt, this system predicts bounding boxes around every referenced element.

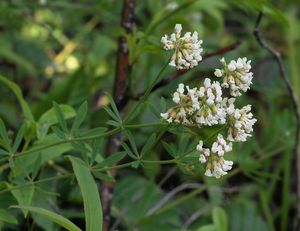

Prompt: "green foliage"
[0,0,297,230]
[11,206,81,231]
[69,156,103,231]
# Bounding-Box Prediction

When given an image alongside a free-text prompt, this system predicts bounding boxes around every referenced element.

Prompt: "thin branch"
[101,1,136,230]
[181,206,210,230]
[253,12,300,230]
[146,183,204,216]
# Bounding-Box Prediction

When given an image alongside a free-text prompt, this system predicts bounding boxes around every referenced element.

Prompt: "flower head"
[215,57,253,97]
[161,24,203,70]
[160,79,226,126]
[197,134,233,178]
[227,104,257,142]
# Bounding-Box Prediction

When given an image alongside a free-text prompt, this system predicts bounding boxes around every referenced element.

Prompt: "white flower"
[194,79,225,126]
[166,2,178,10]
[161,24,203,70]
[227,104,257,142]
[160,80,227,126]
[215,57,253,97]
[214,69,223,77]
[197,135,233,178]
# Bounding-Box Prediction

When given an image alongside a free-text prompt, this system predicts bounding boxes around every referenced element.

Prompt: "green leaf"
[141,133,156,157]
[102,105,120,122]
[80,127,107,137]
[0,209,18,225]
[212,206,228,231]
[7,184,35,217]
[12,125,24,152]
[121,142,137,159]
[51,127,66,139]
[69,156,103,231]
[71,101,88,135]
[0,118,11,151]
[106,94,121,122]
[94,151,126,169]
[93,172,114,182]
[31,153,42,179]
[37,104,76,140]
[197,224,219,231]
[53,102,68,133]
[106,120,121,127]
[10,206,81,231]
[0,41,36,75]
[0,75,34,122]
[124,130,139,157]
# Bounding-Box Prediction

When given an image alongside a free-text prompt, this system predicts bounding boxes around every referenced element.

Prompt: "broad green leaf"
[69,156,103,231]
[0,75,34,122]
[53,102,68,133]
[212,206,228,231]
[197,225,219,231]
[11,206,81,231]
[0,209,18,225]
[7,184,35,217]
[37,105,76,140]
[71,101,88,135]
[18,134,73,173]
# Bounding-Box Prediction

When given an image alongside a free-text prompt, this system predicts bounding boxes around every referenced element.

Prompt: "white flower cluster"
[161,66,256,178]
[160,79,226,126]
[197,134,233,178]
[214,57,253,97]
[161,24,203,70]
[160,24,256,178]
[226,101,257,142]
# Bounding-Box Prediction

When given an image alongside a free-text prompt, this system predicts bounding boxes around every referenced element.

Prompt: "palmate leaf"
[37,104,76,140]
[10,206,81,231]
[69,156,103,231]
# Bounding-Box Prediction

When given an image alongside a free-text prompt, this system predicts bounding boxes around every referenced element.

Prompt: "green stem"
[124,60,170,123]
[124,122,164,128]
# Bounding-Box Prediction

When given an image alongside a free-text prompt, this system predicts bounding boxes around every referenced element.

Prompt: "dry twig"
[253,12,300,229]
[101,1,136,230]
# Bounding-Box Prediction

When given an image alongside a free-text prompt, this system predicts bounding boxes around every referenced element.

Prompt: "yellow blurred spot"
[65,55,79,71]
[97,96,109,108]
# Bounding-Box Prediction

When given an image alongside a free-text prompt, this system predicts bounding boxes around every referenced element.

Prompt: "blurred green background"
[0,0,300,230]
